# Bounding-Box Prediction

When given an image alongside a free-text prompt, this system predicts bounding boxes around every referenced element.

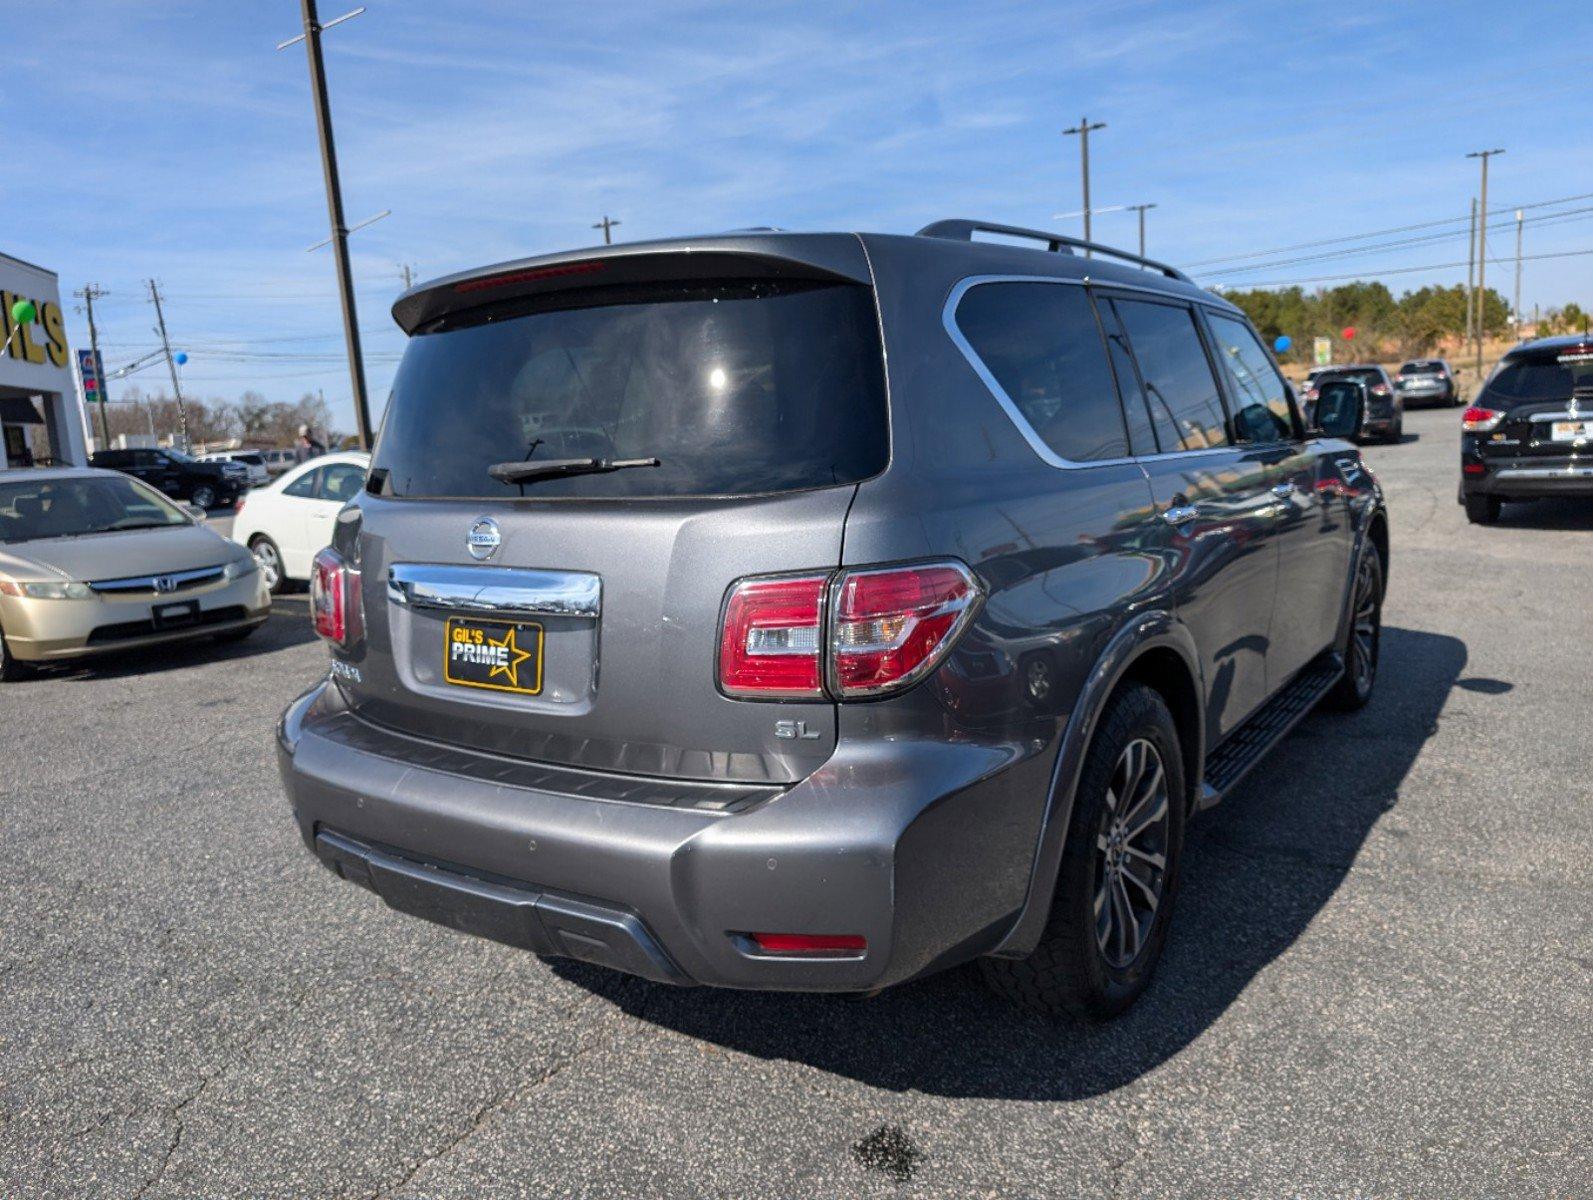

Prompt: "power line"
[1210,245,1593,290]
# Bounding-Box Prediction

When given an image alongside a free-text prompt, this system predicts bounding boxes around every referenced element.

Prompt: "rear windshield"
[1326,368,1382,386]
[1399,361,1444,374]
[373,280,889,499]
[1484,350,1593,402]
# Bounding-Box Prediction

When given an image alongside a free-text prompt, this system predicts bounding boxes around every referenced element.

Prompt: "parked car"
[89,446,245,510]
[0,467,269,679]
[1394,358,1461,407]
[276,221,1385,1021]
[261,448,300,478]
[1299,365,1336,406]
[1314,364,1403,442]
[198,449,270,488]
[1459,334,1593,524]
[231,451,370,593]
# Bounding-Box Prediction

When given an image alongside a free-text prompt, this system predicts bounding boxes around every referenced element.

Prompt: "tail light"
[717,560,982,701]
[1370,383,1392,397]
[1462,406,1505,431]
[1462,462,1488,475]
[310,546,362,647]
[717,574,827,698]
[233,498,246,518]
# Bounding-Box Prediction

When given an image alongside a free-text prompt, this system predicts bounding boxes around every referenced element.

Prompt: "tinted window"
[1096,303,1157,455]
[1400,360,1445,375]
[1326,368,1384,388]
[1112,299,1230,451]
[954,282,1128,461]
[1206,312,1295,443]
[284,468,322,498]
[374,280,888,499]
[1484,350,1593,402]
[0,475,187,541]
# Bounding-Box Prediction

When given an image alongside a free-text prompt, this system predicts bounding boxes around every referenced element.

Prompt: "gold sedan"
[0,467,271,680]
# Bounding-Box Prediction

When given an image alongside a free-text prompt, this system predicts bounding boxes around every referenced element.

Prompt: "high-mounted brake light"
[830,562,982,697]
[453,260,605,294]
[1462,405,1506,432]
[718,575,827,698]
[310,546,362,647]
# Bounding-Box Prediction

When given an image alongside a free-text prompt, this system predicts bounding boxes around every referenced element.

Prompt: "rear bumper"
[277,681,1051,991]
[1462,461,1593,499]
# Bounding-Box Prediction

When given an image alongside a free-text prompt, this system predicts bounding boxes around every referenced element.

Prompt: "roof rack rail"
[915,219,1193,284]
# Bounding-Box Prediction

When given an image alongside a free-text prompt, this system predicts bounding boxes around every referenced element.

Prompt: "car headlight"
[0,580,95,600]
[223,557,258,581]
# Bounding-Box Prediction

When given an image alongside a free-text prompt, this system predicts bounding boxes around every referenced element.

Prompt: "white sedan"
[230,452,370,593]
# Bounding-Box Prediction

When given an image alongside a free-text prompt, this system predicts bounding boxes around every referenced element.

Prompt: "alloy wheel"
[1095,737,1171,969]
[252,541,282,592]
[1349,554,1380,695]
[191,485,216,510]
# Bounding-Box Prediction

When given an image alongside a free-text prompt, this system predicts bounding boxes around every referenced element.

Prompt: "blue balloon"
[1273,335,1292,353]
[174,352,188,365]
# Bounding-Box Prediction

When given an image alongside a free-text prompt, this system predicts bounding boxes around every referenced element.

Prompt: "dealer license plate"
[443,616,544,695]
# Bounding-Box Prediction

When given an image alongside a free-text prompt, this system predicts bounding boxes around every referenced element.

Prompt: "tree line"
[97,387,341,449]
[1219,281,1590,365]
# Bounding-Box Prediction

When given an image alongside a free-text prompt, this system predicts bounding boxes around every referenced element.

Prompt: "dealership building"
[1,251,89,469]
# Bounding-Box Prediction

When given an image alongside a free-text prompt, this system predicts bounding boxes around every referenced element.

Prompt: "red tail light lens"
[1462,406,1505,431]
[748,932,866,955]
[830,562,982,698]
[718,574,827,698]
[310,546,361,647]
[1370,383,1391,396]
[1462,462,1488,475]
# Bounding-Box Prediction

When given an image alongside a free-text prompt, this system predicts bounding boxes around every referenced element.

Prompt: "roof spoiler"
[916,219,1193,284]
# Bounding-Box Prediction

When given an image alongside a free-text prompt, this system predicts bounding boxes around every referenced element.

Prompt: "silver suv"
[277,221,1385,1019]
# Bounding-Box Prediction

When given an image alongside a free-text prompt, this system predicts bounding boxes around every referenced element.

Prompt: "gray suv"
[277,221,1386,1019]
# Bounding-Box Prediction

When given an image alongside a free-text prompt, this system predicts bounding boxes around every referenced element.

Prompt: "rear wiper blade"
[487,456,661,486]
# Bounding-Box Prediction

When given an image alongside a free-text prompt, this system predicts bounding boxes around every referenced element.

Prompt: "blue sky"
[8,0,1592,436]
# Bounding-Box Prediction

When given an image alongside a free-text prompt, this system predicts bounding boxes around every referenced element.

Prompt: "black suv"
[277,220,1387,1019]
[89,447,244,510]
[1315,364,1404,441]
[1460,335,1593,523]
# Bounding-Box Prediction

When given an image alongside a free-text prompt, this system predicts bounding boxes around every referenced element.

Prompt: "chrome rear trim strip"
[388,563,601,618]
[1494,465,1593,479]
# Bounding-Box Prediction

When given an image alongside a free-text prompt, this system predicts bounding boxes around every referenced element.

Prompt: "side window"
[284,467,323,498]
[321,463,365,502]
[953,281,1129,462]
[1205,312,1297,443]
[131,450,161,469]
[1112,298,1230,452]
[1094,300,1158,455]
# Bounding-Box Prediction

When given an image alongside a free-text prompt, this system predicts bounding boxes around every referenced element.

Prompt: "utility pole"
[281,1,375,451]
[73,284,112,449]
[1126,202,1157,258]
[1466,147,1504,380]
[592,215,620,245]
[1513,209,1524,341]
[147,280,189,449]
[1062,117,1106,255]
[1465,198,1477,354]
[399,262,415,290]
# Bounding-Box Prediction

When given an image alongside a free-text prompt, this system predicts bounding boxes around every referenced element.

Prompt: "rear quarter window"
[374,280,888,499]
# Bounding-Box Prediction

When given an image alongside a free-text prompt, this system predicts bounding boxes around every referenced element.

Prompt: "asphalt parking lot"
[2,405,1588,1199]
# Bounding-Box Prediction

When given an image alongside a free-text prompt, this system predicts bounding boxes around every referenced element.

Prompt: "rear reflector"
[1461,406,1505,431]
[1462,462,1487,475]
[718,574,827,698]
[830,562,982,698]
[749,932,866,955]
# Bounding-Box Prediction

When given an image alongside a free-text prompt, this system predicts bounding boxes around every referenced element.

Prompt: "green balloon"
[10,299,37,325]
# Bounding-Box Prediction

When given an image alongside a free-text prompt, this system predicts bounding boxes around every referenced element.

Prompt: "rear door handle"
[1162,504,1199,526]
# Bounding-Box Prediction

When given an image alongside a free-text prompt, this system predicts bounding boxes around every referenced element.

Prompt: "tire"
[1463,495,1500,525]
[249,536,287,594]
[981,684,1186,1020]
[190,484,217,510]
[1325,545,1383,711]
[0,624,35,682]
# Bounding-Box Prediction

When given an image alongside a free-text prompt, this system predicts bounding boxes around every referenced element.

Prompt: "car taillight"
[830,562,982,697]
[717,561,983,701]
[718,574,827,698]
[310,546,362,647]
[1462,406,1505,431]
[1370,383,1391,396]
[233,498,246,517]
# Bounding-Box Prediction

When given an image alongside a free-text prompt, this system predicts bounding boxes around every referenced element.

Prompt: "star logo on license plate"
[486,626,534,689]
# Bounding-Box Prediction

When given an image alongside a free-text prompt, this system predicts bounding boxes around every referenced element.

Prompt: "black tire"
[1325,545,1383,711]
[190,483,217,510]
[249,536,287,595]
[981,684,1186,1020]
[1464,495,1500,525]
[0,624,35,682]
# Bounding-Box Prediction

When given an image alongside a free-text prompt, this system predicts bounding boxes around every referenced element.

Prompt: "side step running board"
[1196,654,1343,811]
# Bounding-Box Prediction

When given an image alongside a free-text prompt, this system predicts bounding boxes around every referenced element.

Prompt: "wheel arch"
[989,610,1206,959]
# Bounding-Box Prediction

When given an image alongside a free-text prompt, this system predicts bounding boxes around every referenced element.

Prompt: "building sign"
[2,293,68,368]
[1313,337,1332,366]
[77,348,105,403]
[1,250,89,467]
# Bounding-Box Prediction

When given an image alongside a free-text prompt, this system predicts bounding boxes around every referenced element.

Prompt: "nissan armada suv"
[277,221,1386,1019]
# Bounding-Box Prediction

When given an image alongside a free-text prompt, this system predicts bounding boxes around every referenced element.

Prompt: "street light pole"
[1062,117,1106,255]
[1466,147,1504,380]
[285,0,375,451]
